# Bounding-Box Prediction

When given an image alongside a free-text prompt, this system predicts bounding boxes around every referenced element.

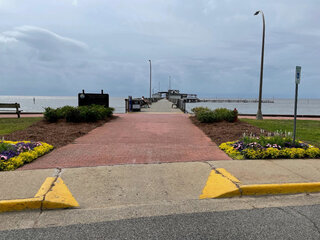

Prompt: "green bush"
[45,105,114,123]
[56,106,75,119]
[213,108,238,123]
[197,110,218,123]
[191,107,211,115]
[212,108,229,122]
[44,107,59,123]
[194,107,238,123]
[65,108,82,123]
[79,106,99,122]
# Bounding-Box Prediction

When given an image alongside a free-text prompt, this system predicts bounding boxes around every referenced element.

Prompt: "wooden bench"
[0,103,21,118]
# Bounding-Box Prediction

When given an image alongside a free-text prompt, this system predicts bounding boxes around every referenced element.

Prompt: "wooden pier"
[140,99,183,113]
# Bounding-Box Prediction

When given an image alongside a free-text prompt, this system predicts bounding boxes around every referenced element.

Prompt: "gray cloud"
[0,0,319,98]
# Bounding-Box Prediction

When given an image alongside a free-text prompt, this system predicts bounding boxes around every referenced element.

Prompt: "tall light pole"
[254,10,265,120]
[148,60,152,103]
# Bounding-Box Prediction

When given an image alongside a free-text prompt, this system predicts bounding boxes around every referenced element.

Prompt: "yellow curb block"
[0,177,79,213]
[0,198,42,212]
[241,183,320,196]
[200,168,241,199]
[200,168,320,199]
[43,177,79,210]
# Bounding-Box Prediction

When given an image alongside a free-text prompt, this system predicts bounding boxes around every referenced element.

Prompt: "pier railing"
[199,99,274,103]
[168,98,187,113]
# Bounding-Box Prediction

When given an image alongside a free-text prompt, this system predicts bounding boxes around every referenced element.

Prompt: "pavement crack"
[39,168,62,212]
[214,168,243,197]
[32,211,43,228]
[276,207,320,236]
[204,161,215,169]
[291,208,320,236]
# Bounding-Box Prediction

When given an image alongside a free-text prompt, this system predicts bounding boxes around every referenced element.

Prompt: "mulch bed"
[190,116,263,145]
[1,117,116,148]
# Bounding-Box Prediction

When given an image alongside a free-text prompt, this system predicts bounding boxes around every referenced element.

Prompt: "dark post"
[101,89,103,94]
[293,66,301,145]
[149,60,152,103]
[293,83,298,144]
[254,10,265,120]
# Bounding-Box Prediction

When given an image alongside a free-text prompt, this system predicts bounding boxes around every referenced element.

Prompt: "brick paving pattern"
[21,113,231,170]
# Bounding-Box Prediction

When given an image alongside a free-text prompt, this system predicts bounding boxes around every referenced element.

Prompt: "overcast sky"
[0,0,319,98]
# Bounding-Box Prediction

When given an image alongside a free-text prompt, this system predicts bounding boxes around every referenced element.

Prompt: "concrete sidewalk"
[4,160,320,207]
[211,159,320,184]
[2,160,320,231]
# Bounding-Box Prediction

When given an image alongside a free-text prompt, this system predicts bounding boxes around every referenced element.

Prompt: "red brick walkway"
[21,114,231,170]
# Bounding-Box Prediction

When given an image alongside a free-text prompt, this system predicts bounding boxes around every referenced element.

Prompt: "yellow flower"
[0,141,53,171]
[306,148,320,158]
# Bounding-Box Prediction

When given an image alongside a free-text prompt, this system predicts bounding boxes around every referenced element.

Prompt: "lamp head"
[254,11,260,16]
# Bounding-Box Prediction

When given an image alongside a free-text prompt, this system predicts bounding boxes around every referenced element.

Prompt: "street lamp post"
[254,10,265,120]
[148,60,152,103]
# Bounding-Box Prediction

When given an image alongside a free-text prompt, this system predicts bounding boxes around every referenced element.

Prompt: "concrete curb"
[0,177,79,213]
[200,168,320,199]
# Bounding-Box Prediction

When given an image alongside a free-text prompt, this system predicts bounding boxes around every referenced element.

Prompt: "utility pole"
[148,60,152,103]
[254,10,265,120]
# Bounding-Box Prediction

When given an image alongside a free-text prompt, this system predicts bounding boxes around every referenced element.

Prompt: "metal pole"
[255,10,265,120]
[293,83,298,145]
[149,60,152,103]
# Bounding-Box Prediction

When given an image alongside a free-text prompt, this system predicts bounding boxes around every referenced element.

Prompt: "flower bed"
[219,135,320,160]
[0,140,53,171]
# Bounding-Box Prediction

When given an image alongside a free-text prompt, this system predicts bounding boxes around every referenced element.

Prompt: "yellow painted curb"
[34,177,56,197]
[241,183,320,196]
[199,169,241,199]
[0,198,42,213]
[200,168,320,199]
[0,177,79,213]
[43,178,79,209]
[216,168,241,184]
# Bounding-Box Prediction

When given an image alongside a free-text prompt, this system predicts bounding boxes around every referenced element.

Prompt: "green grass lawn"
[241,119,320,147]
[0,117,42,135]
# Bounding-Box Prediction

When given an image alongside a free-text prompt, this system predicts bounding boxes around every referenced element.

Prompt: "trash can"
[131,99,141,111]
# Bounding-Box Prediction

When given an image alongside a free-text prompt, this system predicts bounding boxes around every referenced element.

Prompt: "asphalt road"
[1,204,320,240]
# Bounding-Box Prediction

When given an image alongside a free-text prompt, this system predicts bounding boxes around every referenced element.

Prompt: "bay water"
[0,96,319,115]
[186,99,320,116]
[0,96,125,113]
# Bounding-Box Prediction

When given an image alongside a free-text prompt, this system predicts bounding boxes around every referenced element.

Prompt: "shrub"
[213,108,238,123]
[191,107,211,115]
[44,107,59,123]
[193,107,238,123]
[78,106,99,122]
[56,106,75,119]
[213,108,230,122]
[65,108,82,123]
[46,105,114,123]
[197,110,218,123]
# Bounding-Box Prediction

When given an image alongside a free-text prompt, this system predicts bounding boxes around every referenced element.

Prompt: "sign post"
[293,66,301,145]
